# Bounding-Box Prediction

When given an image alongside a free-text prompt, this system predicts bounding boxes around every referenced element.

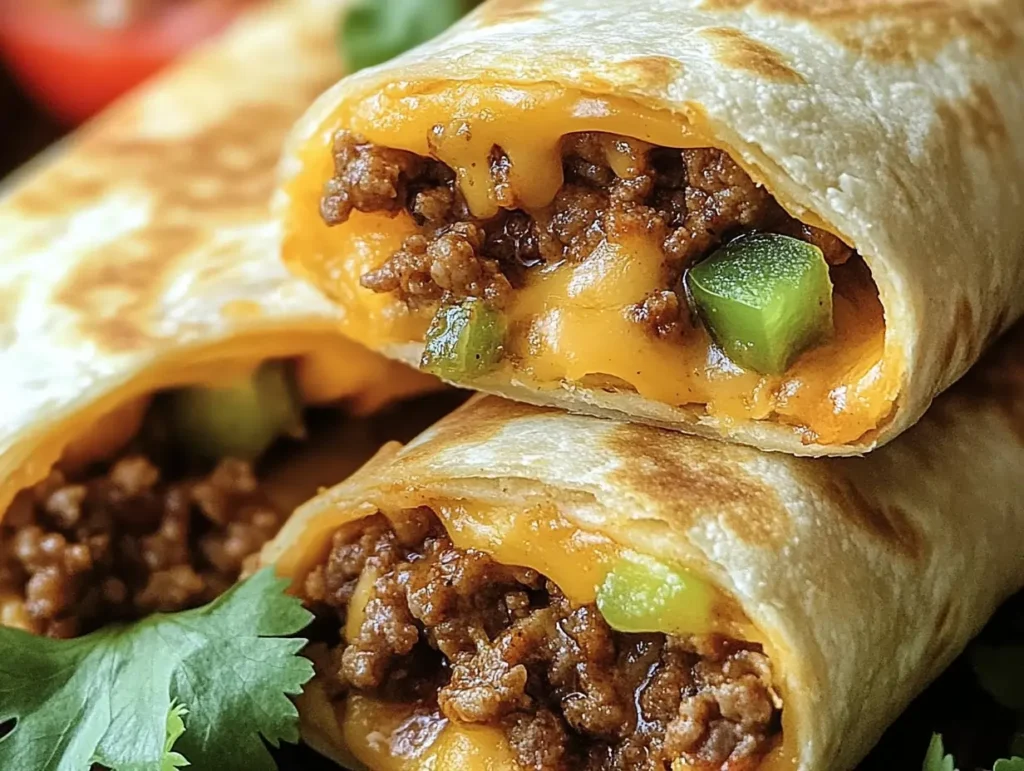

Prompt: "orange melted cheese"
[301,504,765,770]
[0,331,434,520]
[343,696,517,770]
[323,502,753,639]
[434,501,621,605]
[284,83,900,446]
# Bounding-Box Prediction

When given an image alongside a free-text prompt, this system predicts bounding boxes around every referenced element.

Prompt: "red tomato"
[0,1,249,125]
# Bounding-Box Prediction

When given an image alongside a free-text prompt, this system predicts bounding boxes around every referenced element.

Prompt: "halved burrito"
[276,0,1024,456]
[0,0,439,637]
[263,322,1024,770]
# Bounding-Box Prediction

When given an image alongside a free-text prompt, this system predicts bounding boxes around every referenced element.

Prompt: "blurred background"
[0,1,250,125]
[0,60,58,176]
[0,1,256,180]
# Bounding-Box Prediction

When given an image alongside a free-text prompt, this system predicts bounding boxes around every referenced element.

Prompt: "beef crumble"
[0,453,285,638]
[322,129,854,335]
[304,511,781,771]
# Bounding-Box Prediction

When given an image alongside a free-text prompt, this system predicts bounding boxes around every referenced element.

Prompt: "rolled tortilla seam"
[264,324,1024,770]
[276,0,1024,456]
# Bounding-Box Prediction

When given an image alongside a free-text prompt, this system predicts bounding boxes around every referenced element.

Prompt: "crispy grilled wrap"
[0,0,437,638]
[277,0,1024,456]
[263,325,1024,771]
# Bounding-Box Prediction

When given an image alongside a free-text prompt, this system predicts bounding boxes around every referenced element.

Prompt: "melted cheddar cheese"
[284,82,901,446]
[344,696,517,771]
[393,502,751,639]
[295,504,768,770]
[435,501,620,605]
[0,330,435,519]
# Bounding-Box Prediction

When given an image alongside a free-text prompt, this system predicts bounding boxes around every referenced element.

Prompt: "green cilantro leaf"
[972,644,1024,711]
[923,734,959,771]
[162,703,189,770]
[994,760,1024,771]
[339,0,482,73]
[0,568,313,771]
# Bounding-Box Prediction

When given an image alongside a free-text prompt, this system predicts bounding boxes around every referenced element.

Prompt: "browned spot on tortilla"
[24,99,314,352]
[394,396,554,469]
[935,84,1008,158]
[956,294,978,360]
[943,320,1024,443]
[476,0,544,26]
[820,475,923,558]
[11,86,318,219]
[939,296,977,375]
[701,0,753,8]
[617,56,686,91]
[940,328,962,374]
[605,422,790,548]
[915,594,960,668]
[55,224,200,353]
[699,0,1017,63]
[702,27,805,83]
[8,172,108,218]
[83,102,298,218]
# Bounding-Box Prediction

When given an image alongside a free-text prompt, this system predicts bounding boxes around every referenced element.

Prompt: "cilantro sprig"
[339,0,483,73]
[924,733,1024,771]
[0,568,313,771]
[162,704,189,770]
[924,734,959,771]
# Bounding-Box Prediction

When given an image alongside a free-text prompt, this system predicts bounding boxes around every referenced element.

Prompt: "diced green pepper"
[685,233,834,375]
[167,361,304,461]
[421,299,506,380]
[596,554,713,636]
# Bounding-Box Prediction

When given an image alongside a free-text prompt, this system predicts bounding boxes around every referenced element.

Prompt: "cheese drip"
[0,331,434,520]
[284,82,900,446]
[287,504,769,771]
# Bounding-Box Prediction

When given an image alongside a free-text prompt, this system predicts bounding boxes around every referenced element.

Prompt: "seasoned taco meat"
[0,453,285,638]
[304,510,781,771]
[322,129,854,335]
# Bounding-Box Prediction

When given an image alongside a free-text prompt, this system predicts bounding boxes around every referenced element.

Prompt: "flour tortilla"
[0,0,435,521]
[276,0,1024,456]
[264,322,1024,770]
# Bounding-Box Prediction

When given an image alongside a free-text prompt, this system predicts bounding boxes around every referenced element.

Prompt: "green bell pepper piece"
[597,554,713,636]
[167,361,303,461]
[421,299,506,380]
[686,232,834,375]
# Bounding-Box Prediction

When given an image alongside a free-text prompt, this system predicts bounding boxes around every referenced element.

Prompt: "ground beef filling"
[305,511,781,771]
[321,130,853,338]
[0,454,286,638]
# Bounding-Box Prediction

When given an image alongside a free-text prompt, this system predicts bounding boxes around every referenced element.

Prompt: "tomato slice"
[0,1,249,124]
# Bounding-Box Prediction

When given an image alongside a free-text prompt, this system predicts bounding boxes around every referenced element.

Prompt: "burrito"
[0,0,438,638]
[276,0,1024,456]
[263,321,1024,771]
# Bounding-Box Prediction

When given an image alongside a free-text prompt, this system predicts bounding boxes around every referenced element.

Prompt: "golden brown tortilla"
[263,323,1024,770]
[275,0,1024,456]
[0,0,436,520]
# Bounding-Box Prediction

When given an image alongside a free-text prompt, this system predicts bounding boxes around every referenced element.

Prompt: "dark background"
[1,59,1018,771]
[0,62,61,178]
